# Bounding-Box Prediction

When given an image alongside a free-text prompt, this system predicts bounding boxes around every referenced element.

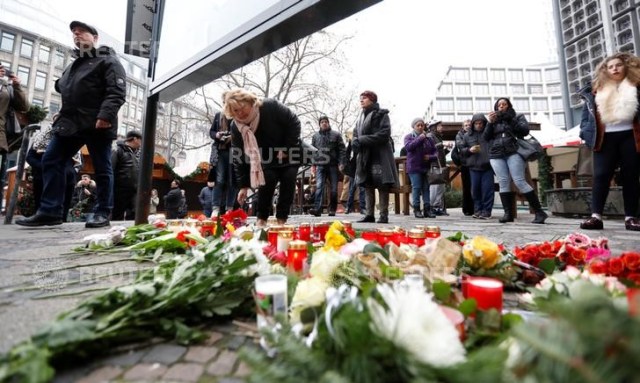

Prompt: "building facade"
[425,64,566,129]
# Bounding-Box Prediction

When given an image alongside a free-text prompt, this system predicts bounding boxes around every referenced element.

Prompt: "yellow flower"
[462,236,501,269]
[323,221,347,251]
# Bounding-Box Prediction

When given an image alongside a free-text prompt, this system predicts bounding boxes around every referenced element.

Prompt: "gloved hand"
[351,138,361,154]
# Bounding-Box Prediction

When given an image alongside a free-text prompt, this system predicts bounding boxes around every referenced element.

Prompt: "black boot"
[499,192,514,223]
[414,206,424,218]
[423,205,436,218]
[524,191,548,224]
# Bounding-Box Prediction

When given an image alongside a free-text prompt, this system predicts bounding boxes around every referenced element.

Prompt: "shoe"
[308,208,321,217]
[328,211,336,217]
[15,213,62,227]
[463,211,474,216]
[532,210,548,224]
[479,212,491,220]
[376,216,389,224]
[345,208,352,214]
[580,217,603,230]
[357,215,375,223]
[472,212,480,219]
[625,217,640,231]
[86,214,110,228]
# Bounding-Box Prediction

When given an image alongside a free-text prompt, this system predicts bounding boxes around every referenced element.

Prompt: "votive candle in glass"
[466,277,503,313]
[297,222,311,241]
[277,230,294,252]
[425,226,441,239]
[313,222,329,242]
[361,231,377,241]
[287,240,308,273]
[407,228,426,246]
[392,227,407,245]
[376,228,394,247]
[268,225,283,247]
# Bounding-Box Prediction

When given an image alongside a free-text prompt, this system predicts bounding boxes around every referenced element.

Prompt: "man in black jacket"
[17,21,126,228]
[111,130,141,220]
[309,116,346,217]
[209,111,236,215]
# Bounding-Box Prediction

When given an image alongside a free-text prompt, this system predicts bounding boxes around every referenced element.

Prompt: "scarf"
[234,104,265,188]
[595,78,638,125]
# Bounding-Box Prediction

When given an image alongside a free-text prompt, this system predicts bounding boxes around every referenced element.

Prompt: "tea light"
[199,220,216,237]
[407,228,426,246]
[297,222,311,241]
[466,277,503,313]
[425,226,441,239]
[277,230,294,252]
[287,240,308,273]
[268,225,283,247]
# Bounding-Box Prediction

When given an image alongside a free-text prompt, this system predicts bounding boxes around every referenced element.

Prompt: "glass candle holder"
[297,222,311,242]
[277,230,294,252]
[342,221,355,237]
[313,222,329,242]
[287,240,308,273]
[376,228,394,247]
[361,231,377,241]
[407,228,426,246]
[198,220,216,237]
[466,277,503,313]
[426,225,441,239]
[268,225,283,248]
[391,227,407,245]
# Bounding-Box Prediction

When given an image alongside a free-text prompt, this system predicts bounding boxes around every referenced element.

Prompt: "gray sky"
[49,0,556,130]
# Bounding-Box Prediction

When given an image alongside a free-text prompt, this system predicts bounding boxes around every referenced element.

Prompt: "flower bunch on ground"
[588,251,640,285]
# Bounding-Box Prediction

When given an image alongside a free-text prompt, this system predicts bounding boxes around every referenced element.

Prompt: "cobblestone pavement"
[1,208,638,382]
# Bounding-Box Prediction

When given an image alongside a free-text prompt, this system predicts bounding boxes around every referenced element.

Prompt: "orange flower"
[588,259,609,275]
[607,257,625,277]
[622,252,640,271]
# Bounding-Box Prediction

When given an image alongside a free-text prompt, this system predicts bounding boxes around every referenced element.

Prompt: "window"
[552,113,566,127]
[137,106,143,121]
[528,85,543,94]
[1,32,15,52]
[55,50,65,68]
[475,98,492,111]
[439,114,455,122]
[123,102,130,117]
[34,71,47,90]
[474,84,489,95]
[455,84,471,94]
[438,84,453,95]
[527,70,542,82]
[547,83,561,93]
[457,98,473,111]
[473,68,488,81]
[491,69,505,81]
[551,97,563,109]
[532,98,548,109]
[20,38,33,58]
[32,98,44,106]
[513,98,530,110]
[436,98,454,111]
[451,68,469,81]
[510,84,525,94]
[129,104,136,119]
[131,84,138,100]
[493,84,507,94]
[0,60,10,69]
[38,45,50,63]
[509,69,523,82]
[17,65,30,84]
[49,102,60,116]
[545,68,560,82]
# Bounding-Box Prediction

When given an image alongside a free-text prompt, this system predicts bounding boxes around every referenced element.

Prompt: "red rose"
[608,257,625,277]
[626,273,640,286]
[589,259,609,275]
[622,252,640,271]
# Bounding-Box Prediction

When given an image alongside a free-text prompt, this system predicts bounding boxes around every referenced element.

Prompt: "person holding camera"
[209,111,237,216]
[404,118,437,218]
[70,174,97,221]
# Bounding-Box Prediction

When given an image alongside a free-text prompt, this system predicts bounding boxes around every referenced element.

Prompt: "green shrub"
[445,188,462,208]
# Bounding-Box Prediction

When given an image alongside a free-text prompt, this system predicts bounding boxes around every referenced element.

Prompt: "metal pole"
[4,125,39,224]
[135,93,158,224]
[599,0,616,55]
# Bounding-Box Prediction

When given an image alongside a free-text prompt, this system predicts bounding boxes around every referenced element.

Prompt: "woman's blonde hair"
[222,88,263,118]
[593,51,640,90]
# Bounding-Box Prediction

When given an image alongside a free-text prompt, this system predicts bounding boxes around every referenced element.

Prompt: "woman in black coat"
[164,179,183,219]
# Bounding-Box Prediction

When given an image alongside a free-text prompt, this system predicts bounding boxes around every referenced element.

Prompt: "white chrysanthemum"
[367,283,466,367]
[290,277,329,323]
[222,237,270,276]
[309,249,349,282]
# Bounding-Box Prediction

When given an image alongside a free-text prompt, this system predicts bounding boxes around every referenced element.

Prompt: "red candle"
[392,228,407,245]
[313,222,329,242]
[297,222,311,241]
[287,240,308,273]
[460,274,470,298]
[407,229,425,246]
[361,231,377,241]
[268,225,283,247]
[628,288,640,316]
[376,229,393,247]
[425,226,441,239]
[466,277,503,313]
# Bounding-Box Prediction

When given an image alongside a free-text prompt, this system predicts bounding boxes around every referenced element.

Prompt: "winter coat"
[149,194,159,214]
[311,128,346,167]
[353,104,399,188]
[426,131,449,167]
[454,129,469,166]
[461,114,491,171]
[343,139,357,178]
[164,187,183,219]
[578,82,640,152]
[112,142,139,190]
[71,180,97,213]
[198,186,215,210]
[483,109,530,159]
[403,131,437,174]
[209,112,232,166]
[0,81,29,153]
[231,99,301,188]
[54,46,126,139]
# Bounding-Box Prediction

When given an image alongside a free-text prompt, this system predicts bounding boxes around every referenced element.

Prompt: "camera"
[5,69,14,78]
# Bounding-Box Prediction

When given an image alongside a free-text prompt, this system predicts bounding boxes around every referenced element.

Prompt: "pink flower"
[585,247,611,262]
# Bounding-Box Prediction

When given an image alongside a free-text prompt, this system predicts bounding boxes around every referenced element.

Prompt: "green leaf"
[537,258,557,274]
[432,280,452,302]
[362,243,388,261]
[458,298,477,317]
[501,312,524,330]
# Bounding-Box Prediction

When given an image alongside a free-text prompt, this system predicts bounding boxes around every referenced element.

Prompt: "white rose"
[290,277,329,323]
[309,249,349,282]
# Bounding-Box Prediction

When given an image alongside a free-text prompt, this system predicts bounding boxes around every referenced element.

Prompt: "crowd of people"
[2,20,637,231]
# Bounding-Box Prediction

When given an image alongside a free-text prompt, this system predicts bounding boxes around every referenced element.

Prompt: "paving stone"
[99,349,146,367]
[163,363,204,382]
[184,346,219,363]
[141,344,186,364]
[217,378,245,383]
[75,366,122,383]
[204,331,224,345]
[206,350,238,376]
[123,363,167,380]
[224,335,246,351]
[234,361,251,378]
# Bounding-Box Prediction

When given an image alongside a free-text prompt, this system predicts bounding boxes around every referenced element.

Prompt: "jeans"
[408,172,430,209]
[470,169,495,215]
[313,165,339,212]
[592,130,640,216]
[346,175,366,212]
[212,150,237,211]
[40,134,113,218]
[429,184,445,209]
[490,153,533,194]
[256,166,298,221]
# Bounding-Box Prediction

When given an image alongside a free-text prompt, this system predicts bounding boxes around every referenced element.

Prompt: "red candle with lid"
[391,227,407,245]
[297,222,311,241]
[407,229,426,246]
[376,228,394,247]
[466,277,503,313]
[268,225,283,247]
[287,240,308,273]
[425,225,441,239]
[313,222,329,241]
[361,231,377,241]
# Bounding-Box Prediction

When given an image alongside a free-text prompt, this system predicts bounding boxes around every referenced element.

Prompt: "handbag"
[515,134,543,162]
[428,156,448,185]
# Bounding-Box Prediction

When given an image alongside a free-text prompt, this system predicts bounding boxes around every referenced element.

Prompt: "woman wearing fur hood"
[578,52,640,231]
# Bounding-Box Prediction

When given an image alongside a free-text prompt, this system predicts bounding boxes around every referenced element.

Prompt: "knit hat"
[360,90,378,103]
[125,130,142,141]
[427,119,441,129]
[411,118,425,129]
[318,116,329,124]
